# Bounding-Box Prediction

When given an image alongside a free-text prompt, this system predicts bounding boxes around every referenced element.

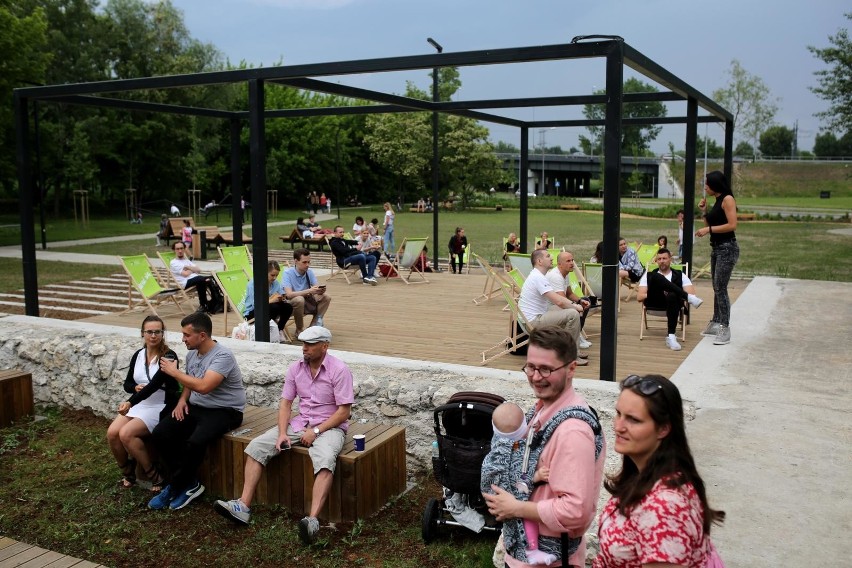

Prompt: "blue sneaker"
[169,480,205,510]
[148,484,175,510]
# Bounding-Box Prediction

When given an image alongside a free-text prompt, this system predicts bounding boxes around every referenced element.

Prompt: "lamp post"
[538,127,554,196]
[427,37,442,271]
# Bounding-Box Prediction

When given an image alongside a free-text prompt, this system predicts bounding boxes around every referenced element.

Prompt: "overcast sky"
[169,0,847,153]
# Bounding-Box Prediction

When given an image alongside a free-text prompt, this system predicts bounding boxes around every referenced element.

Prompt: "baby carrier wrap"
[499,405,603,565]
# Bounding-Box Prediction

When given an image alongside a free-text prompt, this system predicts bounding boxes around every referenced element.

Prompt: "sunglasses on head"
[622,374,663,396]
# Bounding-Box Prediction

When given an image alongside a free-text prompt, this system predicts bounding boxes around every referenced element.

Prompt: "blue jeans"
[384,226,395,253]
[340,252,377,279]
[710,240,739,326]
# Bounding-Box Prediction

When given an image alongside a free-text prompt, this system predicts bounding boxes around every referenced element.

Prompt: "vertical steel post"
[15,93,39,316]
[599,46,624,383]
[519,127,529,253]
[230,118,242,243]
[683,99,698,269]
[428,38,443,271]
[724,119,734,184]
[248,79,270,342]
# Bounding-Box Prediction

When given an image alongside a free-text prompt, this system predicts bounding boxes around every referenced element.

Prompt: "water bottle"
[431,440,439,459]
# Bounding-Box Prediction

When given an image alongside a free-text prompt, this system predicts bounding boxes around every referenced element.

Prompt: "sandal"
[143,465,165,494]
[119,458,137,488]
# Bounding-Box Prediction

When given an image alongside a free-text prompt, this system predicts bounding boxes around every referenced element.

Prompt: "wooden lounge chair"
[325,235,363,285]
[155,250,198,307]
[480,281,533,365]
[506,252,533,279]
[471,253,503,305]
[119,255,186,316]
[384,237,429,284]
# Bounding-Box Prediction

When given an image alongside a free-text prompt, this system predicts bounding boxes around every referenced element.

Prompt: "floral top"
[594,478,709,568]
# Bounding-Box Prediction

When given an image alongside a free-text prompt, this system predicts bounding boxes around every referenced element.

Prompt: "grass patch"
[0,408,496,568]
[0,259,120,293]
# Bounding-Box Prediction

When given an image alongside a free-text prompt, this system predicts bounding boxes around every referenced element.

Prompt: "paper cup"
[353,434,366,452]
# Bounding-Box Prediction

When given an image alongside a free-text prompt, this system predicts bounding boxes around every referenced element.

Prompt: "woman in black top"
[696,171,739,345]
[107,315,179,491]
[448,227,468,274]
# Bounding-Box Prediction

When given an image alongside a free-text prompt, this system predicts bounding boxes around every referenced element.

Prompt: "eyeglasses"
[521,362,569,378]
[622,374,663,395]
[143,330,164,336]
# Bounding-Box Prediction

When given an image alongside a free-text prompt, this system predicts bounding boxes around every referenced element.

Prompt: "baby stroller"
[422,391,505,543]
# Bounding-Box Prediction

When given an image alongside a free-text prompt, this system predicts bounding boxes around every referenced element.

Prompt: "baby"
[481,402,556,566]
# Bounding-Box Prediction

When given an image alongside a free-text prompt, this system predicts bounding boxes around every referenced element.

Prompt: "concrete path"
[673,277,851,566]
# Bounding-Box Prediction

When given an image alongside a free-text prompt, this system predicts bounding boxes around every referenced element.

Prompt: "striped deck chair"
[119,255,186,316]
[480,281,534,365]
[385,237,429,284]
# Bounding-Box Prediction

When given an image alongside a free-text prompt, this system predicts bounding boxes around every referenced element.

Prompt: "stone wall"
[0,315,625,477]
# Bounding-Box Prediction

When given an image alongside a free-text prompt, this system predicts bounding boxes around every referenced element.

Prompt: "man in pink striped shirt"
[484,326,606,568]
[215,326,354,545]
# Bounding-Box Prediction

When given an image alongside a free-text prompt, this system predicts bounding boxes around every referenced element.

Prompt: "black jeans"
[710,240,740,326]
[152,404,242,490]
[184,275,217,309]
[644,272,688,334]
[246,301,293,331]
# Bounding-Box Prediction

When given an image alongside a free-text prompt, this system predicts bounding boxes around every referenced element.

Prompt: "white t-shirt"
[639,269,692,287]
[170,257,196,288]
[518,269,556,321]
[545,267,569,296]
[384,209,394,228]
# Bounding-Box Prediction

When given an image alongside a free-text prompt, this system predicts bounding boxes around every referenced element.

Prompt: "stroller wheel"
[421,497,441,544]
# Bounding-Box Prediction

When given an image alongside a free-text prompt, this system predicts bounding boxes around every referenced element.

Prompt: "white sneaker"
[299,516,320,544]
[214,499,251,525]
[665,334,682,351]
[578,337,592,349]
[687,294,703,308]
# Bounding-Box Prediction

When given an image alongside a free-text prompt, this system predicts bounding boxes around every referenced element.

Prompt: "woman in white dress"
[106,315,179,491]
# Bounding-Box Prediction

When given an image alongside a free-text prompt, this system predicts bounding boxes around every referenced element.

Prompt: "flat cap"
[298,326,332,343]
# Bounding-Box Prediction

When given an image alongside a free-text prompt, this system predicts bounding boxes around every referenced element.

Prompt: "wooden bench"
[736,212,756,221]
[199,405,407,522]
[279,228,328,251]
[559,203,581,210]
[0,369,34,428]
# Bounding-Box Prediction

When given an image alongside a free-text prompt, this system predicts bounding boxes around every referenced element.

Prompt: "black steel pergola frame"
[15,39,733,381]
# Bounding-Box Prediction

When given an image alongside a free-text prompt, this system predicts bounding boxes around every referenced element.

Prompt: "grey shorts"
[244,425,345,475]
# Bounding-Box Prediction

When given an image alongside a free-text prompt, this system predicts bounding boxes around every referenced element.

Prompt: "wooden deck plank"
[0,540,107,568]
[80,271,748,380]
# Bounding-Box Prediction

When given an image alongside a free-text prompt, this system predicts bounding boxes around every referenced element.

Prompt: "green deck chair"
[119,255,186,316]
[471,253,502,305]
[213,268,251,336]
[506,252,533,279]
[218,245,253,273]
[480,281,533,365]
[385,237,429,284]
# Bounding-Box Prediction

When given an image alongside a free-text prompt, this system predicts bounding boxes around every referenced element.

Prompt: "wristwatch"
[313,426,320,436]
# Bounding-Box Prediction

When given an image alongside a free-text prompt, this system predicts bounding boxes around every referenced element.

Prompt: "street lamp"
[539,127,554,196]
[427,37,443,271]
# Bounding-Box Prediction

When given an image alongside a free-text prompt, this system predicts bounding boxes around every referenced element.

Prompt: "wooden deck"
[82,270,748,381]
[0,537,107,568]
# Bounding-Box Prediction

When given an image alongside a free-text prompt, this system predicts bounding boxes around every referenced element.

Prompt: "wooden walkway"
[81,268,748,381]
[0,537,107,568]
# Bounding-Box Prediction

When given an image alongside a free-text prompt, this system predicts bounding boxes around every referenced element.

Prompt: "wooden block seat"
[0,369,34,428]
[280,228,328,251]
[199,405,407,522]
[559,203,581,210]
[736,212,756,221]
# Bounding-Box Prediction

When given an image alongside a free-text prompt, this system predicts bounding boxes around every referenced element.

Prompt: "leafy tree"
[363,68,507,208]
[494,140,519,153]
[713,60,779,158]
[813,130,852,157]
[734,141,754,157]
[808,13,852,132]
[694,135,724,159]
[759,125,795,157]
[580,77,667,156]
[0,3,50,194]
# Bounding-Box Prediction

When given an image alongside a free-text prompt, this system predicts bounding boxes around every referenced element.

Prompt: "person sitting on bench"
[214,326,353,546]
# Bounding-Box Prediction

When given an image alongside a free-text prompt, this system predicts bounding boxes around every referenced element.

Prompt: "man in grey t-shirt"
[149,312,245,511]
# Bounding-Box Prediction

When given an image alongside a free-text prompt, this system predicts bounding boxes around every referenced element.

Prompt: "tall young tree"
[759,125,795,157]
[713,59,779,158]
[579,78,667,156]
[808,13,852,133]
